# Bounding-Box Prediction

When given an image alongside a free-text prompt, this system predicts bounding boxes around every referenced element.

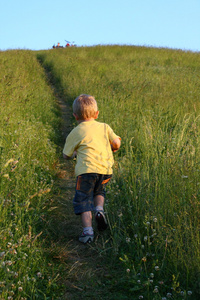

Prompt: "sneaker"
[79,232,94,244]
[95,211,108,231]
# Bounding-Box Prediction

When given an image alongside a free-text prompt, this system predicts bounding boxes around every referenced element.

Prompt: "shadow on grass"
[37,52,75,146]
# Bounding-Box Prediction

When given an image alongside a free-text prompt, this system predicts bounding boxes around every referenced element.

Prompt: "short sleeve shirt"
[63,120,120,177]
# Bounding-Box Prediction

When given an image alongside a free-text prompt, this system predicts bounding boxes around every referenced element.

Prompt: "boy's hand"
[63,151,77,160]
[111,144,117,152]
[111,138,121,152]
[72,151,77,159]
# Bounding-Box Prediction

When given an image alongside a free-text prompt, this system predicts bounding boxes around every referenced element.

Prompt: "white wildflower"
[144,236,148,242]
[37,272,42,277]
[0,252,5,258]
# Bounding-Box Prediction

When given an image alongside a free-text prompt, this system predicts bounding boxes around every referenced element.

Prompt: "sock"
[95,205,104,212]
[83,226,93,235]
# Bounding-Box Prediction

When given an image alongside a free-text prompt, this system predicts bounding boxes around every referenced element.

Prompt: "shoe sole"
[79,236,94,244]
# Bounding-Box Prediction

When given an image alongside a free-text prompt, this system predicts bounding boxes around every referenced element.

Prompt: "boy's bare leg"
[94,194,104,209]
[81,211,92,227]
[79,211,94,243]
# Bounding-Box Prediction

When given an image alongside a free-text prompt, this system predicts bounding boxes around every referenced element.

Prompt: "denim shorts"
[73,173,112,215]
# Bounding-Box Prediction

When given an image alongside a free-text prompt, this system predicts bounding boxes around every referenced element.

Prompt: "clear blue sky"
[0,0,199,52]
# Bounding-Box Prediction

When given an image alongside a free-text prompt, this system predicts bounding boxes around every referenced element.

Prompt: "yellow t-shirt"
[63,120,120,177]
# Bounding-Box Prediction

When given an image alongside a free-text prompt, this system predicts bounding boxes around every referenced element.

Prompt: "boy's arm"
[63,129,78,160]
[111,137,121,152]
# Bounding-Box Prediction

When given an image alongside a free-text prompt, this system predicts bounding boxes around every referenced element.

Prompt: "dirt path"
[52,95,116,300]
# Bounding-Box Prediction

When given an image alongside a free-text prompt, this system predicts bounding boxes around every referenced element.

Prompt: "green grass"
[37,45,200,299]
[1,45,200,299]
[0,50,61,299]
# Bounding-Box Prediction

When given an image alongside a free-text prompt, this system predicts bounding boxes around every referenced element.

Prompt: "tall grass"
[38,45,200,299]
[0,50,61,299]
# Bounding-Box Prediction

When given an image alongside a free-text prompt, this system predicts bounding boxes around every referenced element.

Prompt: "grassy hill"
[0,50,61,299]
[1,46,200,299]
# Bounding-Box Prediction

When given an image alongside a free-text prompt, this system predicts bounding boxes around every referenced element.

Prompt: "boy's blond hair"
[73,94,98,120]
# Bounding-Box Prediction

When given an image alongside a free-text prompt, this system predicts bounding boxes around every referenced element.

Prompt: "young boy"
[63,94,121,244]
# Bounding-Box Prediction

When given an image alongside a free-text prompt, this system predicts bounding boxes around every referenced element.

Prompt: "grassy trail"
[48,80,126,300]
